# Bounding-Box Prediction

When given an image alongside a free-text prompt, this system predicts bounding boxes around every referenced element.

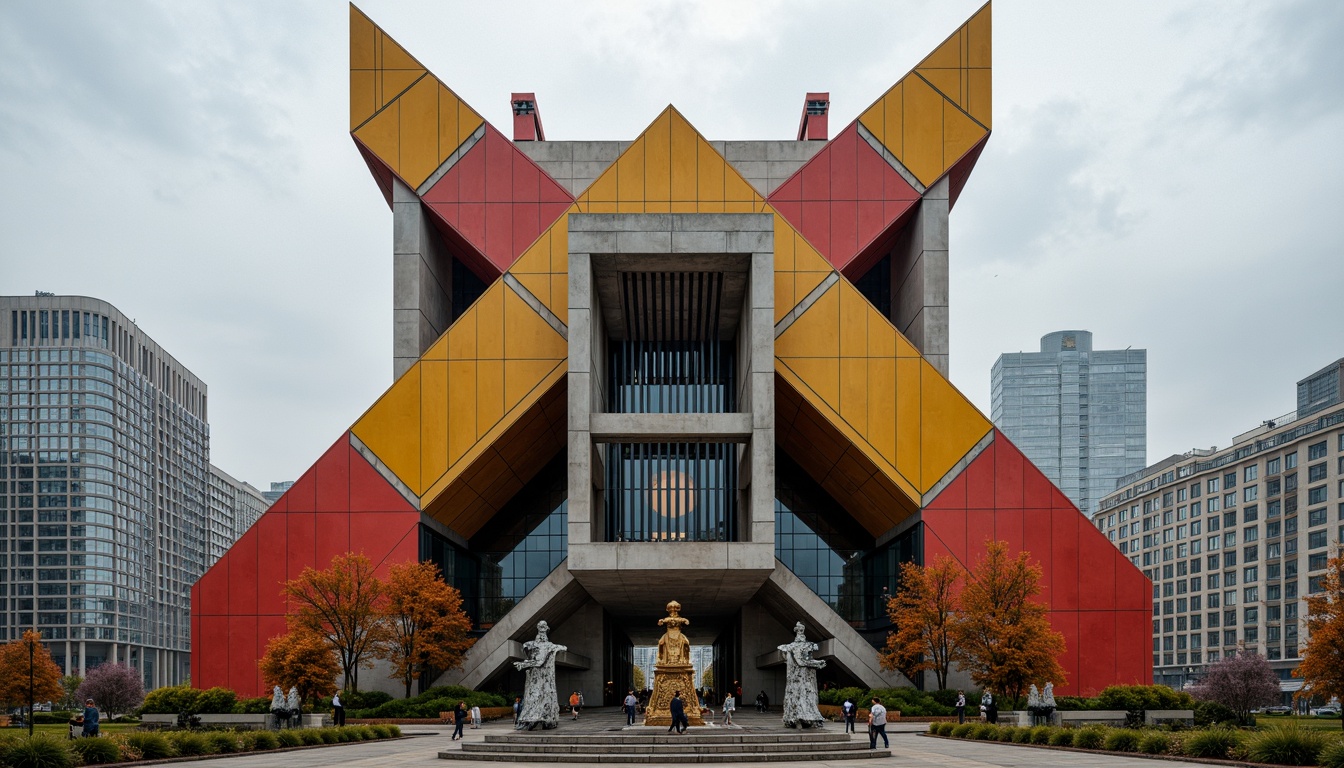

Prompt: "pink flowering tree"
[76,663,145,720]
[1188,651,1280,725]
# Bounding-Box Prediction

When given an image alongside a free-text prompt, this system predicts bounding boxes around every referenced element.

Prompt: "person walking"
[470,704,481,729]
[721,691,735,726]
[841,697,857,733]
[955,690,966,724]
[668,691,687,734]
[624,690,638,726]
[81,699,100,738]
[868,697,888,750]
[451,701,467,741]
[332,691,346,727]
[512,696,522,725]
[981,690,996,724]
[569,691,581,720]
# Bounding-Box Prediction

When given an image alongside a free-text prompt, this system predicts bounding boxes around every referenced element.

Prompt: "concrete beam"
[589,412,752,443]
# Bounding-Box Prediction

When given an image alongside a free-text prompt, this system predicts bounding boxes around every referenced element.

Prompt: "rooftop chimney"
[511,93,545,141]
[797,92,829,141]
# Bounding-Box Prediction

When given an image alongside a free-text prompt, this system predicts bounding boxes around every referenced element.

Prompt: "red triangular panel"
[422,125,573,278]
[766,123,920,276]
[353,135,395,209]
[948,132,989,211]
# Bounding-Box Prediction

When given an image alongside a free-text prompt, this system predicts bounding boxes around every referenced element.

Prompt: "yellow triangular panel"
[508,204,578,321]
[858,1,991,186]
[351,361,423,492]
[768,214,835,323]
[774,278,991,496]
[349,6,485,189]
[351,281,567,502]
[577,107,764,210]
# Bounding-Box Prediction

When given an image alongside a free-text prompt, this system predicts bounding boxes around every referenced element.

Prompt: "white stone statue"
[270,686,285,712]
[778,622,826,728]
[514,620,567,730]
[1042,682,1056,709]
[1027,684,1041,709]
[286,687,301,713]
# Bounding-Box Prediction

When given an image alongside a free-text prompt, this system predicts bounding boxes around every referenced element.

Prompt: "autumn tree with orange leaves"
[881,554,962,690]
[379,561,474,698]
[284,552,388,691]
[1295,548,1344,729]
[952,540,1067,706]
[259,629,339,707]
[0,630,65,711]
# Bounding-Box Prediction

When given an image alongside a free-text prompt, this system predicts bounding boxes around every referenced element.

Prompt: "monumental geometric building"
[992,330,1147,514]
[192,2,1153,700]
[1,293,212,689]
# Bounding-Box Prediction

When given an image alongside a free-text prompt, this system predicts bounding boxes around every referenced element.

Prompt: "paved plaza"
[172,709,1223,767]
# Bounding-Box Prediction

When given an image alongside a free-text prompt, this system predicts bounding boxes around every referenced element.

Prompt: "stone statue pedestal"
[644,663,705,727]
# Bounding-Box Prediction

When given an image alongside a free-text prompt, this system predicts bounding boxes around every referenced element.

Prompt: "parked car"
[1310,706,1341,717]
[1261,705,1292,715]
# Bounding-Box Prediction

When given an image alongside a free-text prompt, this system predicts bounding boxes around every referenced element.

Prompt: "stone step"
[484,732,853,746]
[464,740,872,755]
[440,748,892,763]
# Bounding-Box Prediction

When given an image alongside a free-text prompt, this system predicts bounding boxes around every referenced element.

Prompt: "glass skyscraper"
[991,330,1147,514]
[2,294,210,688]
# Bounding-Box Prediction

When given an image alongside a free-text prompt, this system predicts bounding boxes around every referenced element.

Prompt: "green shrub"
[251,730,280,750]
[207,731,244,754]
[333,727,354,742]
[126,732,177,760]
[3,735,76,768]
[1103,729,1141,752]
[139,684,198,715]
[1048,728,1076,747]
[997,726,1018,742]
[1030,726,1053,744]
[818,686,867,707]
[195,687,239,715]
[1318,741,1344,768]
[1139,731,1172,755]
[319,728,341,744]
[1053,696,1093,712]
[1182,728,1240,759]
[1194,700,1239,727]
[1011,726,1034,744]
[972,725,999,740]
[1072,727,1105,750]
[357,725,378,740]
[370,725,392,739]
[950,723,975,738]
[387,724,402,737]
[926,722,942,735]
[275,729,303,747]
[298,728,325,746]
[234,696,273,714]
[71,737,122,765]
[1243,722,1329,766]
[169,731,213,756]
[1096,684,1195,712]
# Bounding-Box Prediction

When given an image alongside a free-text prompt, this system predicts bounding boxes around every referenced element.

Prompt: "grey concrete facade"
[392,178,455,378]
[889,176,950,377]
[516,140,824,198]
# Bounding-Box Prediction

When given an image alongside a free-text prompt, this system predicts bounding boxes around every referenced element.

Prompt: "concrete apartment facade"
[206,465,268,567]
[992,330,1147,515]
[193,2,1153,701]
[1094,359,1344,697]
[1,294,213,688]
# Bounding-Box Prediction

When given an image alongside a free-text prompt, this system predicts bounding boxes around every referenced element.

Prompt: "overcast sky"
[2,1,1341,490]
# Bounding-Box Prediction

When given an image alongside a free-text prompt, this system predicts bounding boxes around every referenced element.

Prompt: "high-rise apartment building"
[1094,358,1344,697]
[206,466,268,567]
[2,294,212,688]
[992,330,1147,514]
[261,480,293,506]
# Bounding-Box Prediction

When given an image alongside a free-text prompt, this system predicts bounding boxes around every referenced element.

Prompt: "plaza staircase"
[439,730,888,762]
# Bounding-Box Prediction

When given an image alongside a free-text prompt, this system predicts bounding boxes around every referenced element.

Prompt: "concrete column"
[64,640,71,675]
[567,250,596,547]
[79,640,86,675]
[890,176,950,377]
[110,641,118,667]
[392,178,453,379]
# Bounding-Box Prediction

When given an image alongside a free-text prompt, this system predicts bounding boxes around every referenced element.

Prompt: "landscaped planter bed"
[924,722,1344,768]
[0,725,403,768]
